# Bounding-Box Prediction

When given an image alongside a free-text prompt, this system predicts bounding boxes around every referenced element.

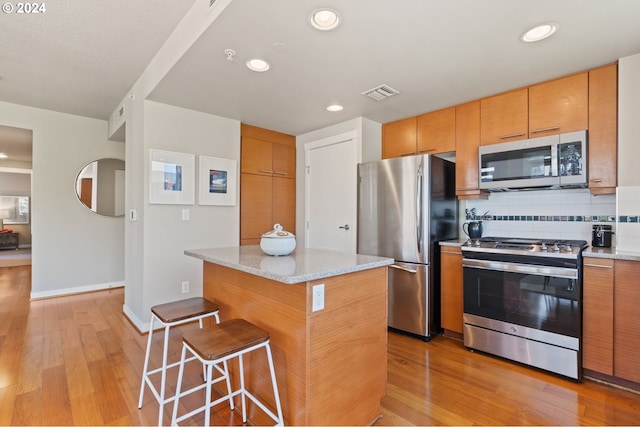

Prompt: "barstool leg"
[157,323,171,426]
[222,360,234,410]
[204,364,213,427]
[265,343,284,426]
[138,316,156,408]
[171,344,188,427]
[239,353,247,423]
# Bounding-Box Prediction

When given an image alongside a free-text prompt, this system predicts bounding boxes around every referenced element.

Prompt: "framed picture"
[149,149,195,205]
[198,156,237,206]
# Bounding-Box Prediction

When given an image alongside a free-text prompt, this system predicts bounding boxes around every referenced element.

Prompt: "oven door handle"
[462,258,578,279]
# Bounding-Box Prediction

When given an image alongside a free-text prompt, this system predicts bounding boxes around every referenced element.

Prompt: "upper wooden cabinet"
[240,124,296,246]
[528,72,588,137]
[480,88,528,145]
[417,107,456,154]
[455,101,488,199]
[241,137,295,177]
[588,63,618,194]
[382,117,417,159]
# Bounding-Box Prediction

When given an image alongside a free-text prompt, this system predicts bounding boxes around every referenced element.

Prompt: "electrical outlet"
[181,281,189,293]
[181,209,190,221]
[312,284,325,312]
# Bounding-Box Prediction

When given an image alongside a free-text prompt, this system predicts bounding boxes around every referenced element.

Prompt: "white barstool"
[138,297,232,426]
[171,318,284,427]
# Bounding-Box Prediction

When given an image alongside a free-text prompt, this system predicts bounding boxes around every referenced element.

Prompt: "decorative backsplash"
[468,214,621,223]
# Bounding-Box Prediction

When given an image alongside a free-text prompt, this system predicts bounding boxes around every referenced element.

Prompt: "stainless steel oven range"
[461,237,588,380]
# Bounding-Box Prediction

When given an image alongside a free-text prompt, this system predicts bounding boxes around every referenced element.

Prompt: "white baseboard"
[30,281,124,300]
[123,304,149,333]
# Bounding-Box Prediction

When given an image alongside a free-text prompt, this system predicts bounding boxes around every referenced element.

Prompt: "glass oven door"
[463,259,580,338]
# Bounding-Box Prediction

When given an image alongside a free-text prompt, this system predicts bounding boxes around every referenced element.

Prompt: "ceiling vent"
[361,84,400,101]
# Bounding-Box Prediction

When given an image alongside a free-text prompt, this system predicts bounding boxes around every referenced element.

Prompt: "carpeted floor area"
[0,248,31,267]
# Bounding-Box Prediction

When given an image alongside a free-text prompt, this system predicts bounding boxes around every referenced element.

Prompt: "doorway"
[0,125,33,268]
[304,131,358,253]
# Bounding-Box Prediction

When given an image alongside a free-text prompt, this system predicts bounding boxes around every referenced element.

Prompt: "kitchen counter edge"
[185,245,394,284]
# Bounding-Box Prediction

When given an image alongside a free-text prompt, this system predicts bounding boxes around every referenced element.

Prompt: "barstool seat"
[138,297,231,426]
[171,318,284,426]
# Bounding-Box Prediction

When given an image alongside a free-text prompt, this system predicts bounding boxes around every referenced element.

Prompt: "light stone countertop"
[583,246,640,262]
[184,245,394,284]
[439,239,467,247]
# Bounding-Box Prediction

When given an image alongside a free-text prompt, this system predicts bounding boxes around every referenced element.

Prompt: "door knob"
[339,224,350,230]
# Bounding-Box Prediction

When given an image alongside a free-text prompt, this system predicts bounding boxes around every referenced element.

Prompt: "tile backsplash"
[616,186,640,251]
[460,188,616,243]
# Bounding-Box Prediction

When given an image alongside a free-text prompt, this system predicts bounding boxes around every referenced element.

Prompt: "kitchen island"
[185,245,393,426]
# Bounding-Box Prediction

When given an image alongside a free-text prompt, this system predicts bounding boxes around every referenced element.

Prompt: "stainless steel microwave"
[479,130,587,191]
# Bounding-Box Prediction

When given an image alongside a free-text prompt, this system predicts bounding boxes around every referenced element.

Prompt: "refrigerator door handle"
[389,264,418,274]
[416,160,424,255]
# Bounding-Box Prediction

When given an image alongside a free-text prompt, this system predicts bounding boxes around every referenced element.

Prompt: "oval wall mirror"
[75,158,125,217]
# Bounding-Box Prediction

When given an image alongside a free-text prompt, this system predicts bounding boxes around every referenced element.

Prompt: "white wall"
[295,117,381,247]
[0,101,125,298]
[618,53,640,186]
[122,101,240,330]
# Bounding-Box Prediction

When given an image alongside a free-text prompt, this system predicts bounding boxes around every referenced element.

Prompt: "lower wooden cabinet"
[582,258,614,375]
[440,245,463,335]
[613,260,640,383]
[583,257,640,385]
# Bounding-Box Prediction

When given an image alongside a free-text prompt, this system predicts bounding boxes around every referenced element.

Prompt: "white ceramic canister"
[260,223,296,256]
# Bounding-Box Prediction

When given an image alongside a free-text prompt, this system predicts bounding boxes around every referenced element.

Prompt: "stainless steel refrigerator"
[357,154,457,340]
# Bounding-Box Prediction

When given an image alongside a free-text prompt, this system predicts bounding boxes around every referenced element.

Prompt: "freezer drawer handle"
[389,264,417,274]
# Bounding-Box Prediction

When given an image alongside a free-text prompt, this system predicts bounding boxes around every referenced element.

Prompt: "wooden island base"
[202,261,388,426]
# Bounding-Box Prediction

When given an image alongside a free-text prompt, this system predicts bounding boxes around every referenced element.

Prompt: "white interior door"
[305,132,358,253]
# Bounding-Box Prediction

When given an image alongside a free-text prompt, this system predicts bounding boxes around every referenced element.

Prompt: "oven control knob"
[474,240,481,247]
[553,244,560,252]
[541,243,548,251]
[566,243,572,252]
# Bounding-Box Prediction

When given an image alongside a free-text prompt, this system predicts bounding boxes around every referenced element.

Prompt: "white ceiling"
[2,0,640,144]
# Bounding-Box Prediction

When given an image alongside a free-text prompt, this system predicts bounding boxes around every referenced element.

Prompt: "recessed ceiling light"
[0,153,7,159]
[246,58,270,72]
[310,8,341,31]
[326,104,343,112]
[521,23,559,42]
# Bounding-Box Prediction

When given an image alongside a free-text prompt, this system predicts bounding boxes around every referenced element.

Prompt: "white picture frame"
[149,149,195,205]
[198,156,237,206]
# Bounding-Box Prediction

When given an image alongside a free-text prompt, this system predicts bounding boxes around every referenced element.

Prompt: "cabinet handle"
[530,126,560,134]
[590,178,603,183]
[584,263,613,269]
[259,169,274,174]
[399,151,416,156]
[273,171,288,175]
[499,132,526,139]
[418,147,436,153]
[441,249,462,255]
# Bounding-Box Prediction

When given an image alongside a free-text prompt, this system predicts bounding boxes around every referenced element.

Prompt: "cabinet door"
[272,177,296,234]
[417,107,455,154]
[241,137,273,175]
[455,101,488,199]
[588,64,617,194]
[480,88,528,145]
[382,117,417,159]
[529,73,588,137]
[614,260,640,383]
[240,173,272,245]
[582,258,614,375]
[272,143,296,178]
[440,246,463,334]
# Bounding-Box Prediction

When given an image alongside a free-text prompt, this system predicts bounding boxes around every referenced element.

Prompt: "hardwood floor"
[1,265,639,426]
